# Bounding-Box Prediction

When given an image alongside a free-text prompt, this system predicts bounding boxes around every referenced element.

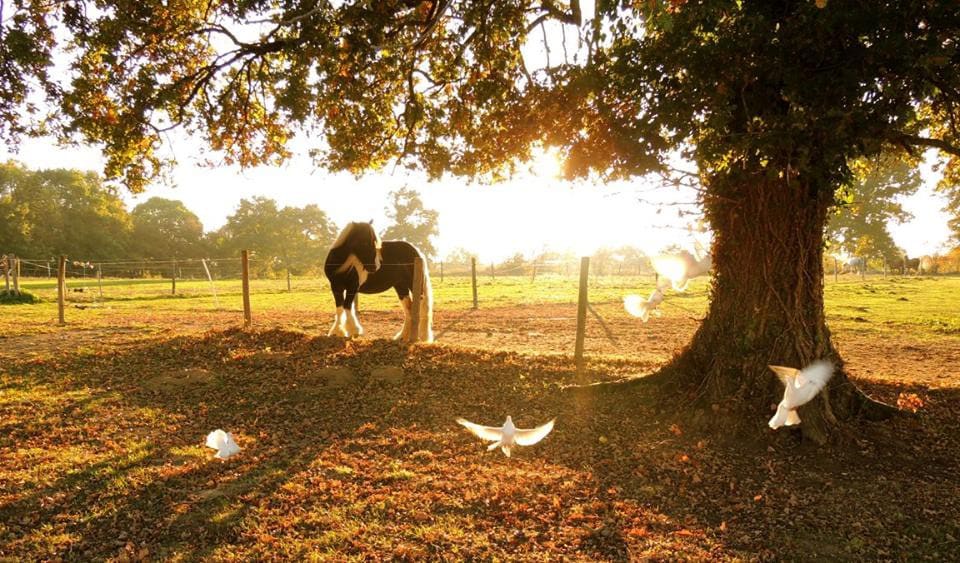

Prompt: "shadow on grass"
[1,327,959,560]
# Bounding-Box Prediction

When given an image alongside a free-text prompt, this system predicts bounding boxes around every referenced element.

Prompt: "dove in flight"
[652,250,712,292]
[624,289,665,322]
[456,416,555,457]
[205,429,241,459]
[768,360,834,429]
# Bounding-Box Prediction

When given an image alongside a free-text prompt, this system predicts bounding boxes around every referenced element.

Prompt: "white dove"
[652,250,712,292]
[768,360,834,429]
[205,429,241,459]
[624,289,665,322]
[456,416,555,457]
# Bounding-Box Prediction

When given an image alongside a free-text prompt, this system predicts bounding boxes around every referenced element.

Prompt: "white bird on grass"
[205,429,241,459]
[456,416,555,457]
[624,289,665,322]
[768,360,834,429]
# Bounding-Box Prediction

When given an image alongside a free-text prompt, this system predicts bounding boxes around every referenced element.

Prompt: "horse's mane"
[331,222,358,250]
[331,222,381,250]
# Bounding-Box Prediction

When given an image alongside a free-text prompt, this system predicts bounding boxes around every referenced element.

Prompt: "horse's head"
[351,221,382,273]
[332,221,383,273]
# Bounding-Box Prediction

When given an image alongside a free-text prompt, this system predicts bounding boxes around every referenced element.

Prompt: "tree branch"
[894,133,960,157]
[247,5,322,27]
[539,0,582,26]
[412,0,453,50]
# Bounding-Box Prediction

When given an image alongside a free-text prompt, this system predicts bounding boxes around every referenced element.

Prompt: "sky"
[2,136,952,262]
[2,133,713,262]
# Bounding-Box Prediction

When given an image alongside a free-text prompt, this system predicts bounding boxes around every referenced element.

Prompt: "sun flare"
[528,146,563,179]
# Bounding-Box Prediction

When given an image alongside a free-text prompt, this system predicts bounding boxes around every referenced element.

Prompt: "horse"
[888,255,920,274]
[842,257,866,275]
[324,221,434,342]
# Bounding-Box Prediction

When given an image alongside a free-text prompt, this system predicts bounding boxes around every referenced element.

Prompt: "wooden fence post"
[171,260,177,295]
[471,257,478,309]
[409,256,423,344]
[12,256,20,295]
[490,263,495,280]
[46,260,51,279]
[531,262,537,283]
[97,264,103,298]
[2,254,9,292]
[860,257,866,281]
[575,256,590,376]
[57,255,66,326]
[241,250,252,327]
[286,267,292,291]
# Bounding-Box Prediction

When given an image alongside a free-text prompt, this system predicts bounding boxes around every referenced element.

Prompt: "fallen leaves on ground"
[1,327,958,561]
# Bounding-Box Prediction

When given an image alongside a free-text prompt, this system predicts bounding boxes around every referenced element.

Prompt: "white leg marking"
[394,296,413,341]
[328,306,348,337]
[345,302,363,337]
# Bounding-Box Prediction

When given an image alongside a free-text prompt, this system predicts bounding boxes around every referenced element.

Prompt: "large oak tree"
[3,0,959,441]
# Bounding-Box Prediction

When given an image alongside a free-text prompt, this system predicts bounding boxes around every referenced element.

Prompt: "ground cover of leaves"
[2,325,959,561]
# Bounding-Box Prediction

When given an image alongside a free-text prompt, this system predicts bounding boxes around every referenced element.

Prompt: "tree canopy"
[1,1,957,192]
[0,161,131,259]
[130,197,206,259]
[938,166,960,243]
[215,196,338,275]
[827,156,921,262]
[382,187,440,259]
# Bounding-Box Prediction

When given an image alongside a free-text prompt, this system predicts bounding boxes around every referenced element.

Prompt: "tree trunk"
[664,166,895,444]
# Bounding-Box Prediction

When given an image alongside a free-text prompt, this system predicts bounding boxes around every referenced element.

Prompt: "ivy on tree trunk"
[666,163,896,443]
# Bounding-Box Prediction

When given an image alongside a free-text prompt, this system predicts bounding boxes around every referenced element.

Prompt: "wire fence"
[3,250,958,368]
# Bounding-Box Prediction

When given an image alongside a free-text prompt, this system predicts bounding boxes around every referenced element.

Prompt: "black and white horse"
[324,221,434,342]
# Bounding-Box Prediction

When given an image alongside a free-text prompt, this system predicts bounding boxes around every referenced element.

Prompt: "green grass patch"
[0,289,40,304]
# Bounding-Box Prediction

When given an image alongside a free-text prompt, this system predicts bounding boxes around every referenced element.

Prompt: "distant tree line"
[824,155,960,273]
[439,247,657,277]
[0,163,439,277]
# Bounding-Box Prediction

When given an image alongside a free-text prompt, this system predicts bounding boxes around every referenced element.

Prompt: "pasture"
[1,274,959,560]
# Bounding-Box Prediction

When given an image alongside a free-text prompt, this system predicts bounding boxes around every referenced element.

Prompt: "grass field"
[1,274,959,560]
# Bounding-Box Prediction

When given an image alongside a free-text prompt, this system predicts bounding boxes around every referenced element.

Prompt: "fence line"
[13,248,953,372]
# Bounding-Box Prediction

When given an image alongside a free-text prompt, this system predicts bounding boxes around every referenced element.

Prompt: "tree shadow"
[2,327,958,560]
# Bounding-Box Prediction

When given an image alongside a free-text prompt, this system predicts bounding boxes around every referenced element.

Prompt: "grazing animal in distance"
[324,221,433,342]
[842,257,866,275]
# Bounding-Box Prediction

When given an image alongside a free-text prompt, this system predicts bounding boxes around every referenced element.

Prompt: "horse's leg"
[343,290,363,337]
[394,286,412,341]
[328,285,348,337]
[416,258,434,343]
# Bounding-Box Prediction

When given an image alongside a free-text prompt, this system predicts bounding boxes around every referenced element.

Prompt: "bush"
[0,290,40,304]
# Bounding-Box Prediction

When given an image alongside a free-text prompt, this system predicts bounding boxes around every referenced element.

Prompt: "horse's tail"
[417,253,434,343]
